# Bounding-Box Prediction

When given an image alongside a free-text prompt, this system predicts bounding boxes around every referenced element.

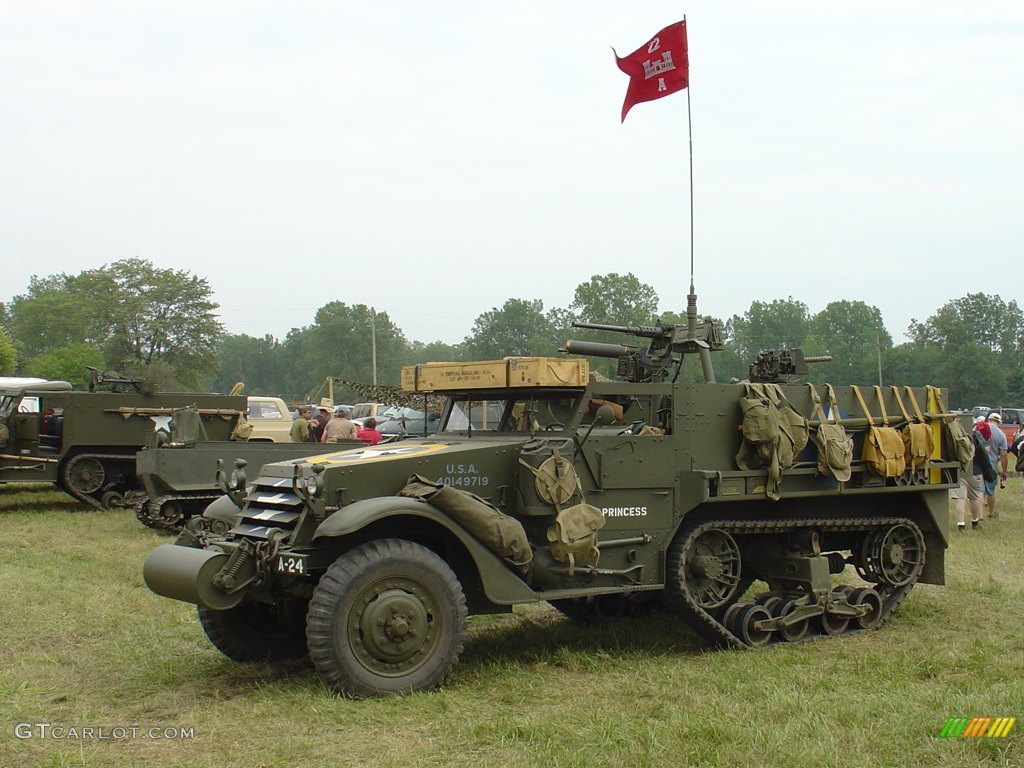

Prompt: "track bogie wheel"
[101,490,124,509]
[722,602,746,632]
[756,595,783,615]
[729,604,773,647]
[818,606,850,637]
[773,598,810,643]
[848,587,884,630]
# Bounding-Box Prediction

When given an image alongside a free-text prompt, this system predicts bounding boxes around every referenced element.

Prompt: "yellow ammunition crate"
[402,357,589,392]
[506,357,589,387]
[402,360,507,392]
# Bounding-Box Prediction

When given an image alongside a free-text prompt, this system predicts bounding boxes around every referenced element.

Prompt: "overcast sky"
[2,2,1021,347]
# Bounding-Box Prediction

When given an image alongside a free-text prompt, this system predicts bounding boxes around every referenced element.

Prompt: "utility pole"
[876,330,883,387]
[370,309,378,386]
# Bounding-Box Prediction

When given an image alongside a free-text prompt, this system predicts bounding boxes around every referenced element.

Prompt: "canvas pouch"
[927,386,974,473]
[893,387,932,471]
[230,414,254,441]
[852,385,906,478]
[546,503,605,574]
[808,383,853,482]
[399,474,533,573]
[735,383,808,500]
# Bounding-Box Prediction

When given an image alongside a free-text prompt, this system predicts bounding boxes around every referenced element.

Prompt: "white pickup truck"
[246,396,293,442]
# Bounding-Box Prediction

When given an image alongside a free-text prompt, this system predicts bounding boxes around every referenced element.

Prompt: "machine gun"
[86,366,155,394]
[748,349,833,384]
[563,318,725,383]
[560,340,655,383]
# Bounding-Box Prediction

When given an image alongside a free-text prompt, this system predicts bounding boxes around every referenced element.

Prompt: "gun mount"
[748,349,833,384]
[565,318,724,383]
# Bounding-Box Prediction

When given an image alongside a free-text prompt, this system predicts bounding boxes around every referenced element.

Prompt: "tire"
[306,539,467,697]
[198,599,310,662]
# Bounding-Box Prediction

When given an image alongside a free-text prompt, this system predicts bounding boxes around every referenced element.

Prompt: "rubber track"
[135,493,221,532]
[60,451,137,510]
[665,515,925,650]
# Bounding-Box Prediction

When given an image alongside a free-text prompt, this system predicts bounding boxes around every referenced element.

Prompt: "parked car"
[375,407,442,438]
[970,405,1023,442]
[349,402,402,428]
[349,402,390,420]
[995,408,1023,442]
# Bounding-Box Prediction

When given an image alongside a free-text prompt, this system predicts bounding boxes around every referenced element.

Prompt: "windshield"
[441,392,581,433]
[1,395,37,416]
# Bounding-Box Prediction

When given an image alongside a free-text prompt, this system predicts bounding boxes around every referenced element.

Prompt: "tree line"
[1,258,1020,410]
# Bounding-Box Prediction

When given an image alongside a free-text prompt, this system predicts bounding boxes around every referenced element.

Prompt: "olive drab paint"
[0,379,244,510]
[143,327,955,698]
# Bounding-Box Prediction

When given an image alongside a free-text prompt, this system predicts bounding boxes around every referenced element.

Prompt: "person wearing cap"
[953,416,989,531]
[309,398,334,442]
[290,405,312,443]
[322,406,358,443]
[983,411,1009,518]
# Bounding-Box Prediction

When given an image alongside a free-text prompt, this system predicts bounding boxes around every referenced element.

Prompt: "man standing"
[984,412,1009,518]
[322,406,358,443]
[290,405,312,443]
[309,399,333,442]
[953,417,988,531]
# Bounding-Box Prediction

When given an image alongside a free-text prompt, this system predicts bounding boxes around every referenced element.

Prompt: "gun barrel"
[804,355,833,364]
[563,340,636,359]
[571,322,662,338]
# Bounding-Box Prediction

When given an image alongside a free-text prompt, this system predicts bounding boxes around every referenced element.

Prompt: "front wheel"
[306,539,467,697]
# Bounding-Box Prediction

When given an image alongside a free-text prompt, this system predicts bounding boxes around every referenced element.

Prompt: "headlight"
[306,475,322,497]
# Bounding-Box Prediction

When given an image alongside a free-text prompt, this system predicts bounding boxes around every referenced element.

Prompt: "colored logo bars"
[940,717,1016,738]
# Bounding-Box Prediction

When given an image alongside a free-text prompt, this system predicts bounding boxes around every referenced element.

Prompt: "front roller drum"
[142,544,244,610]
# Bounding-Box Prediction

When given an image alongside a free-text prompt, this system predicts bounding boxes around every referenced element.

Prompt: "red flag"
[614,21,688,122]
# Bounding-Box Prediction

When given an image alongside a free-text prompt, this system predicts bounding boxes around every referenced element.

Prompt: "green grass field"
[1,482,1022,768]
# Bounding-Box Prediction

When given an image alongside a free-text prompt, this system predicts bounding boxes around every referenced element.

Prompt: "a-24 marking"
[276,554,307,575]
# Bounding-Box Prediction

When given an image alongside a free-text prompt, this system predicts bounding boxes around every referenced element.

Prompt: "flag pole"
[684,15,698,344]
[686,15,694,288]
[680,17,714,382]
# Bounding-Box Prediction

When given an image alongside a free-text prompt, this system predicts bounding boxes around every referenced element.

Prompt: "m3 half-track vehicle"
[136,406,360,532]
[0,375,244,509]
[144,317,956,697]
